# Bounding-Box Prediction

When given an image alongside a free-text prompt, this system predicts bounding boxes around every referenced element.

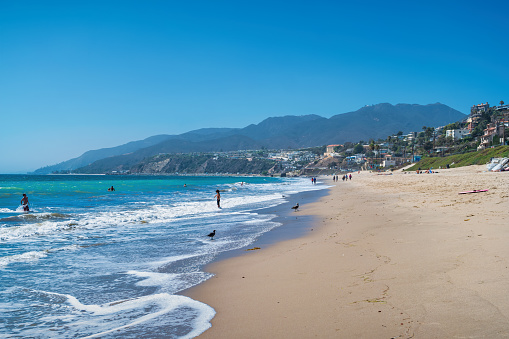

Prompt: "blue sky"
[1,0,508,173]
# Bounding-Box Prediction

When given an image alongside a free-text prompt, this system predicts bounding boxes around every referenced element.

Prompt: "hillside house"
[404,132,417,141]
[325,144,341,156]
[467,102,490,132]
[471,102,489,114]
[467,115,481,132]
[346,154,366,164]
[446,128,470,140]
[478,122,505,150]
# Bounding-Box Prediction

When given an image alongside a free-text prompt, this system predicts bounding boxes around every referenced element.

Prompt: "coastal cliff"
[76,154,278,175]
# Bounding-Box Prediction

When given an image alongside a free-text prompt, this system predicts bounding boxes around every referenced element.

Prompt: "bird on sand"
[207,230,216,240]
[291,203,299,212]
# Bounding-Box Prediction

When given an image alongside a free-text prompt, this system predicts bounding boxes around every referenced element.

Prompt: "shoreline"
[208,185,330,264]
[186,166,509,338]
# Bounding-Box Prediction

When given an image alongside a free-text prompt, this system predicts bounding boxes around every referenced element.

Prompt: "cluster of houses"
[210,149,321,175]
[446,102,509,149]
[470,102,509,149]
[322,101,509,170]
[323,143,414,170]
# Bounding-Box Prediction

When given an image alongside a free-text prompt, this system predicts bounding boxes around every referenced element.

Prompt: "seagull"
[207,230,216,240]
[291,203,299,212]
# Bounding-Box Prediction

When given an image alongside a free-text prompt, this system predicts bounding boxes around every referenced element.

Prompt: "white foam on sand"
[24,289,215,339]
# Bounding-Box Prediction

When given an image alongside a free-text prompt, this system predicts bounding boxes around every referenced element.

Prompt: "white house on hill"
[446,128,470,140]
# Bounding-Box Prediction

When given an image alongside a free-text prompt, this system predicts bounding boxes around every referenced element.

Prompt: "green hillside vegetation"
[406,146,509,171]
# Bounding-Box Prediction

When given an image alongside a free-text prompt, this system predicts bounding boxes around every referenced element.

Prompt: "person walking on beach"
[21,193,29,212]
[349,173,352,180]
[214,190,221,208]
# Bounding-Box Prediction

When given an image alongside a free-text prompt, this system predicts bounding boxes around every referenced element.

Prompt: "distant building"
[346,154,366,164]
[466,115,480,132]
[383,159,396,168]
[446,128,470,140]
[471,102,489,114]
[404,132,417,142]
[325,144,341,156]
[478,122,505,150]
[468,102,489,132]
[434,146,449,154]
[494,104,509,111]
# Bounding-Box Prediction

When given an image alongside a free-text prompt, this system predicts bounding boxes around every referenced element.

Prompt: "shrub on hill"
[406,146,509,171]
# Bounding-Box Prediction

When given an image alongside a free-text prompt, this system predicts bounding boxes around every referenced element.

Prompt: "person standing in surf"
[214,190,221,208]
[21,193,29,212]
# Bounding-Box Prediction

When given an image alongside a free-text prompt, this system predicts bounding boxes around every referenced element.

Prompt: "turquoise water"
[0,174,324,338]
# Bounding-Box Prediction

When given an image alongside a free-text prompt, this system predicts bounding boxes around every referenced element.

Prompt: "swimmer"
[21,193,29,212]
[214,189,221,208]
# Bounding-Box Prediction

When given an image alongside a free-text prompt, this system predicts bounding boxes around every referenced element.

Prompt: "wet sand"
[187,166,509,338]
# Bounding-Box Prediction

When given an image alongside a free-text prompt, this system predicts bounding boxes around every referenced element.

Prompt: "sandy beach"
[187,165,509,338]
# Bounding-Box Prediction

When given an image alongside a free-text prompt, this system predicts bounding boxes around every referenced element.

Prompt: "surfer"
[214,190,221,208]
[108,186,115,191]
[21,193,29,212]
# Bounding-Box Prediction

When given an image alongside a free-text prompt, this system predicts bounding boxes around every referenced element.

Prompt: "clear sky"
[1,0,508,173]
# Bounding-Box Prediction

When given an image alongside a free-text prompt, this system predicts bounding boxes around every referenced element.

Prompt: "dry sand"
[187,165,509,338]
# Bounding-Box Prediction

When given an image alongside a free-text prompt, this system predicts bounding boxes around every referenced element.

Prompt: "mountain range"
[33,103,466,174]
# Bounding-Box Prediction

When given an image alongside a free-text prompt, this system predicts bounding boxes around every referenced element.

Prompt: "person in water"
[214,189,221,208]
[21,193,29,212]
[108,186,115,191]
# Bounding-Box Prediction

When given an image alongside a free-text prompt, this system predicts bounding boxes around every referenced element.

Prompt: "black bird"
[207,230,216,240]
[291,203,299,212]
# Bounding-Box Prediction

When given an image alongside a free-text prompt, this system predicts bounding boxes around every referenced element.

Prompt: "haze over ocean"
[1,1,508,173]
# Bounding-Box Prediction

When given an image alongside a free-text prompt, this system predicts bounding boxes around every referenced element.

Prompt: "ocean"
[0,174,326,338]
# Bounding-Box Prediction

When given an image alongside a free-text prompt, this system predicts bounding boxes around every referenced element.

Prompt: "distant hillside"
[75,135,264,174]
[129,154,277,175]
[291,103,466,147]
[36,103,466,174]
[31,134,172,174]
[32,128,238,174]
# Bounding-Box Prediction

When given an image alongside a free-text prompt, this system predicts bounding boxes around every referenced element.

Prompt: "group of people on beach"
[333,174,352,182]
[416,167,437,174]
[311,177,317,184]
